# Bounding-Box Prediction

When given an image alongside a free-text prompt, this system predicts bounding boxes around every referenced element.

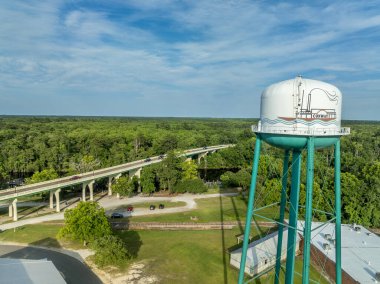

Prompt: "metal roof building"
[230,228,301,276]
[297,221,380,283]
[0,258,66,284]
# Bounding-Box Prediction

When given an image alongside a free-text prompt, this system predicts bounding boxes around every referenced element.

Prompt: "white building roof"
[230,228,301,275]
[0,258,66,284]
[297,221,380,283]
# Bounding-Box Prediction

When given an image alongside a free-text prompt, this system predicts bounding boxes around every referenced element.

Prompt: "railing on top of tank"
[251,125,350,136]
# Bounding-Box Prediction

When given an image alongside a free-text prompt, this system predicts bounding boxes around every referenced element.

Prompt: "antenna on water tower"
[238,76,350,284]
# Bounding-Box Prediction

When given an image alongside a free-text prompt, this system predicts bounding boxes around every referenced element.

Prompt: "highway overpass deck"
[0,145,233,202]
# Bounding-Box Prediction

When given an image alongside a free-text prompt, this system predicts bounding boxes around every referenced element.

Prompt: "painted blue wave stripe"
[263,120,338,126]
[262,118,338,126]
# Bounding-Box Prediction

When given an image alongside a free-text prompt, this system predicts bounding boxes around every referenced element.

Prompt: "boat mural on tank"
[279,86,339,123]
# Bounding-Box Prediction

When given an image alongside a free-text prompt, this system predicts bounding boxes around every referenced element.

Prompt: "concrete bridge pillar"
[108,174,121,196]
[197,152,207,164]
[82,181,95,201]
[49,190,54,209]
[108,176,112,196]
[54,189,61,212]
[82,183,87,202]
[185,157,192,162]
[88,181,95,201]
[130,168,142,192]
[129,168,142,179]
[8,203,13,217]
[12,199,18,221]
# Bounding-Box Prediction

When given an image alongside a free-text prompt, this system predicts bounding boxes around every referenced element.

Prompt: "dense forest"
[0,116,378,227]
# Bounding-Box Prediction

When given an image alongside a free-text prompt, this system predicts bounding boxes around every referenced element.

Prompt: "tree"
[181,159,198,180]
[71,155,100,173]
[220,171,238,188]
[112,176,136,197]
[92,235,131,268]
[174,178,208,193]
[26,168,59,184]
[157,151,182,192]
[0,163,9,181]
[58,201,112,246]
[220,169,251,190]
[235,169,252,190]
[140,166,156,194]
[153,134,178,153]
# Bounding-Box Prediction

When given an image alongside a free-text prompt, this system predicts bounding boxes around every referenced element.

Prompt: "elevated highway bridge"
[0,145,233,221]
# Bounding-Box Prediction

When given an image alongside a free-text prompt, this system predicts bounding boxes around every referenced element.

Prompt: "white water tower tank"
[254,76,350,149]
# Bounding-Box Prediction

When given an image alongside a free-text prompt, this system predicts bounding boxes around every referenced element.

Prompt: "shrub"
[174,178,207,193]
[92,235,131,268]
[58,201,112,246]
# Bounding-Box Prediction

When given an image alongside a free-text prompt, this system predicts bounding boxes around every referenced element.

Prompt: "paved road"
[0,245,102,284]
[101,193,238,217]
[0,193,238,230]
[0,145,232,202]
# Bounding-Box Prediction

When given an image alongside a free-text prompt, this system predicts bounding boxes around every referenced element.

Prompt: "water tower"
[238,76,350,284]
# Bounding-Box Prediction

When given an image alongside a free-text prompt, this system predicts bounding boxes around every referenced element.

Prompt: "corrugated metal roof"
[298,221,380,283]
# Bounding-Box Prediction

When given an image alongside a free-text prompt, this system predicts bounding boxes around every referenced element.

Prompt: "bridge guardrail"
[0,145,234,201]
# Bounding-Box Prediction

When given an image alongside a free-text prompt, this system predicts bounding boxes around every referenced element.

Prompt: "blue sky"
[1,1,379,120]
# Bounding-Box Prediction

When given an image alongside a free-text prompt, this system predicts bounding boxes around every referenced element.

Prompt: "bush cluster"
[174,178,208,193]
[58,201,131,268]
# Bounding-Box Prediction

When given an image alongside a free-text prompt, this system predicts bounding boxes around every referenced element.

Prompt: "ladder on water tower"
[293,77,303,130]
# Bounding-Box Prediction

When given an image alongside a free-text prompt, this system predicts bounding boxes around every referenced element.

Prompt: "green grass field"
[117,229,329,284]
[0,223,62,247]
[0,194,327,284]
[0,223,329,284]
[129,195,285,224]
[114,201,187,210]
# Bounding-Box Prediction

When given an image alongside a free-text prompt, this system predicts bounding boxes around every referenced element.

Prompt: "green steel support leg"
[274,150,290,284]
[238,137,262,284]
[285,150,302,284]
[335,140,342,284]
[302,137,315,284]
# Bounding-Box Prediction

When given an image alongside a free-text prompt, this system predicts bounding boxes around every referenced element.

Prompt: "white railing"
[251,125,350,136]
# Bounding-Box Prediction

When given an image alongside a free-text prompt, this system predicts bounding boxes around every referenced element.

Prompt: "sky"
[0,1,379,120]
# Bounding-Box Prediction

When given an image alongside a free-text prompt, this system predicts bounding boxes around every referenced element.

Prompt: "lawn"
[0,223,62,247]
[0,223,329,283]
[0,205,51,224]
[0,223,83,249]
[117,229,329,284]
[114,201,187,210]
[129,195,285,224]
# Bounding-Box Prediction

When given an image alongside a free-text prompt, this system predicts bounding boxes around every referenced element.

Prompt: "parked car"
[159,204,165,209]
[70,176,80,180]
[149,205,156,210]
[158,155,165,159]
[203,146,208,149]
[145,158,152,162]
[111,212,123,218]
[127,206,134,212]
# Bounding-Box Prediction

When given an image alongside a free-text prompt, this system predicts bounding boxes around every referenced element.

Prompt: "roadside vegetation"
[58,201,131,268]
[0,117,378,227]
[0,117,377,282]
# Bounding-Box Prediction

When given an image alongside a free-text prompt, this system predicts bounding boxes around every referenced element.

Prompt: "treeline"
[208,123,380,228]
[0,116,253,181]
[0,116,378,227]
[112,152,208,196]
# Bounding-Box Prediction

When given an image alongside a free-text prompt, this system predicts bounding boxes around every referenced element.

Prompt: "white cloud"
[0,1,379,119]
